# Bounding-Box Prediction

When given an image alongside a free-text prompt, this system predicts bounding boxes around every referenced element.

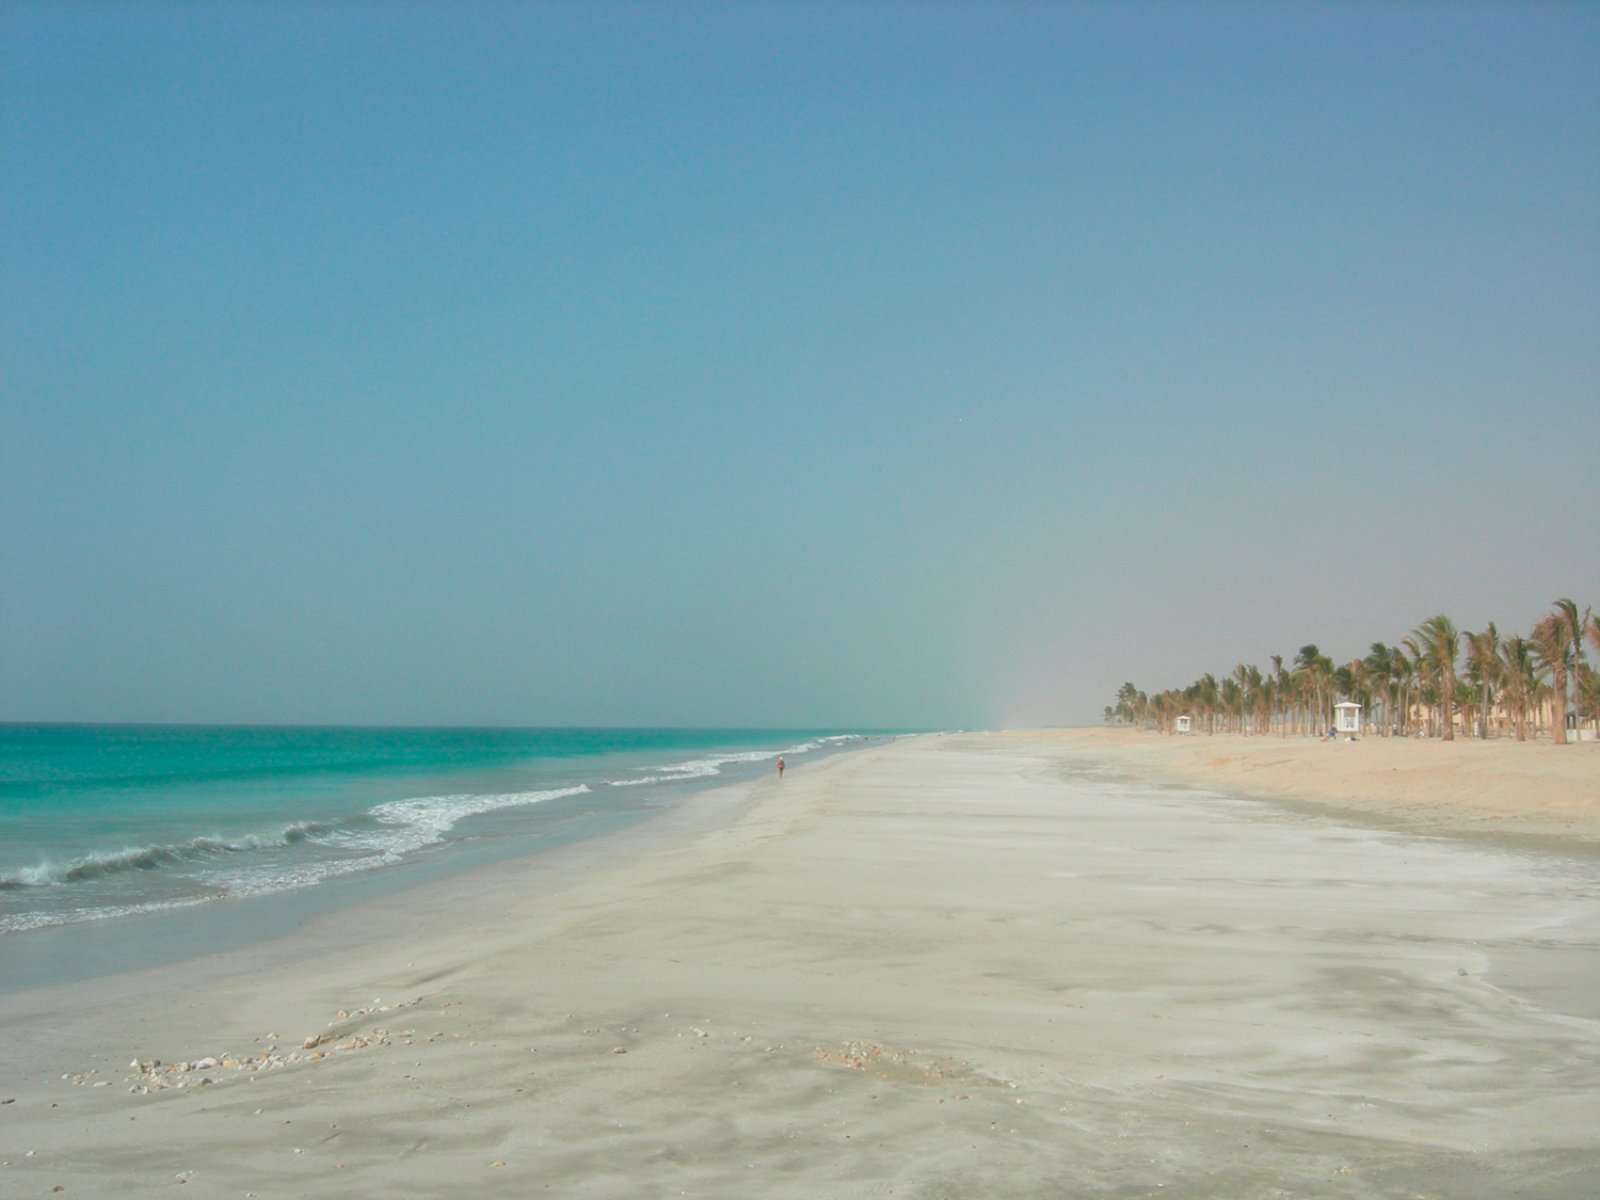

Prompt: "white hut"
[1175,715,1192,734]
[1334,701,1362,736]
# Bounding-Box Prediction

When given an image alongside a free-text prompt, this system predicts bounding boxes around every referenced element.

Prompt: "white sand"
[3,733,1597,1198]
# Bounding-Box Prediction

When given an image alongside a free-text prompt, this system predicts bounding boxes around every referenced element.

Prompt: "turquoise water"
[0,725,876,992]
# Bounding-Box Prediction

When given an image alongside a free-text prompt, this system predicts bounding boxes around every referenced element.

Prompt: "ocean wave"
[328,785,590,860]
[0,783,589,896]
[0,788,589,933]
[1,738,869,937]
[0,822,333,890]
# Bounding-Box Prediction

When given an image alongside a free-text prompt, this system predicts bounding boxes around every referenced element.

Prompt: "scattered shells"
[102,998,428,1094]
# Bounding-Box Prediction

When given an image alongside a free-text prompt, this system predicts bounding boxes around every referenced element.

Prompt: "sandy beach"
[3,732,1598,1198]
[1048,727,1600,845]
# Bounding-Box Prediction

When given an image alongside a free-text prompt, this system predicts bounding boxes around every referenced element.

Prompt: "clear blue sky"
[3,2,1597,729]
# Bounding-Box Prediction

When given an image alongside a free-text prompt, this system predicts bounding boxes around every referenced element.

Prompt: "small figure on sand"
[776,756,785,778]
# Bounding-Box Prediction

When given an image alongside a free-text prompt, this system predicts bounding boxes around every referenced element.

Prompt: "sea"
[0,725,880,994]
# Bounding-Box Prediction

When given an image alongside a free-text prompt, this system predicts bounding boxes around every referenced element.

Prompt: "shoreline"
[4,733,1596,1197]
[0,731,877,998]
[0,756,785,1068]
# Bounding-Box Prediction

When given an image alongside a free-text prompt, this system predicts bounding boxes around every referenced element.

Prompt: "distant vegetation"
[1106,599,1600,744]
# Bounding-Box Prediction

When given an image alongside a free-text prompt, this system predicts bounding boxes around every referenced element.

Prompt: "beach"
[3,732,1598,1198]
[1047,727,1600,845]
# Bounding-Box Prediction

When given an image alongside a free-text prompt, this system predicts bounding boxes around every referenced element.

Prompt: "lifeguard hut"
[1175,715,1192,734]
[1334,701,1362,736]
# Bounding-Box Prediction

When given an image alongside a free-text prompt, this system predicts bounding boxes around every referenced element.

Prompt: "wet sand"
[2,732,1597,1198]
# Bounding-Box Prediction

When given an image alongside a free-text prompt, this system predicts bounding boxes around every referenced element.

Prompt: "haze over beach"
[3,2,1596,730]
[3,5,1599,1199]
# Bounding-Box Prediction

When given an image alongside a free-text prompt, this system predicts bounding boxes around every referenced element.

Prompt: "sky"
[2,1,1597,730]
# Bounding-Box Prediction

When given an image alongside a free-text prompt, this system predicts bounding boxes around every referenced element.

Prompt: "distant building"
[1175,715,1192,734]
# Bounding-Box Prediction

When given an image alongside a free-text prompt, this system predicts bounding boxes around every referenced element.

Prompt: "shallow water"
[0,725,882,991]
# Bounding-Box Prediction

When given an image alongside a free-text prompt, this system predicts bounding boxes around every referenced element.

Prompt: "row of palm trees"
[1105,599,1600,744]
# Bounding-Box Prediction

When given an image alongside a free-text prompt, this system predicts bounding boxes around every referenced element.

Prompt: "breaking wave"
[0,822,338,890]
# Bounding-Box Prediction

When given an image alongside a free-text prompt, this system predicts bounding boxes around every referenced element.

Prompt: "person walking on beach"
[776,756,785,778]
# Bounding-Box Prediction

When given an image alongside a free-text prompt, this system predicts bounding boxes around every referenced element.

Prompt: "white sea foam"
[327,785,590,860]
[0,893,220,935]
[607,737,856,788]
[0,788,590,932]
[199,853,399,900]
[0,823,336,890]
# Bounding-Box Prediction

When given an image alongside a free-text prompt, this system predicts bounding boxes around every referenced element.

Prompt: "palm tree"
[1454,678,1479,742]
[1231,664,1256,735]
[1531,600,1582,745]
[1157,690,1180,734]
[1498,636,1538,742]
[1111,599,1597,743]
[1244,664,1267,734]
[1113,681,1140,726]
[1370,641,1411,736]
[1332,663,1353,702]
[1294,645,1334,736]
[1420,680,1442,736]
[1150,692,1170,733]
[1412,615,1460,740]
[1464,623,1500,739]
[1286,664,1308,735]
[1575,662,1600,737]
[1362,644,1394,735]
[1220,676,1242,732]
[1400,636,1429,735]
[1397,644,1421,736]
[1195,673,1220,734]
[1559,600,1592,717]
